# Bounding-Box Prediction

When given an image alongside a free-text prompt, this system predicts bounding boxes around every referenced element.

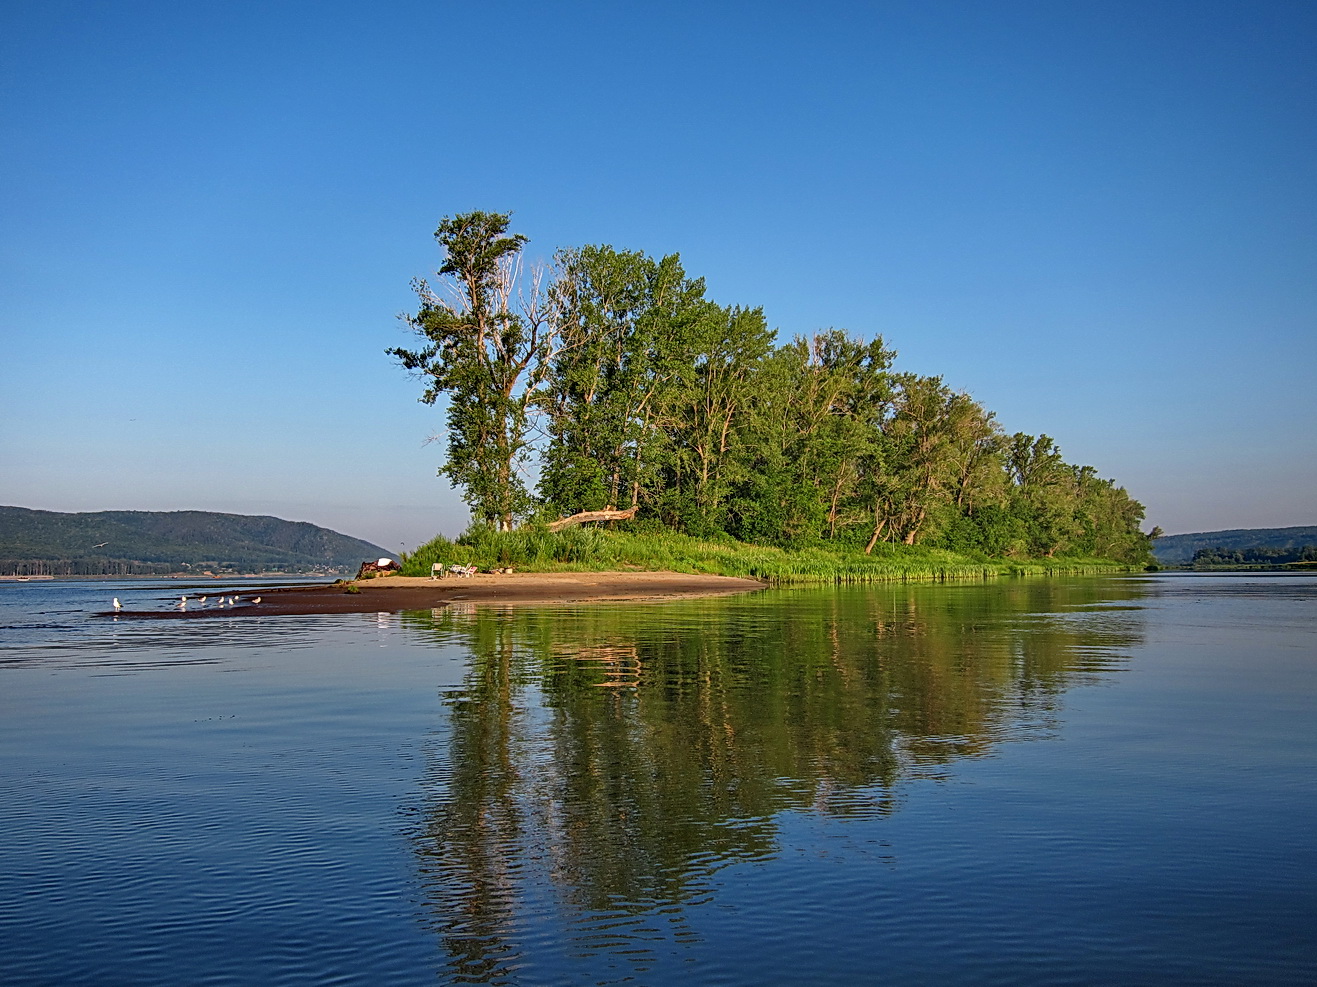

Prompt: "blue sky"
[2,0,1313,551]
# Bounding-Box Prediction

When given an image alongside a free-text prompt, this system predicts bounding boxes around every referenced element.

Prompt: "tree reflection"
[408,579,1145,982]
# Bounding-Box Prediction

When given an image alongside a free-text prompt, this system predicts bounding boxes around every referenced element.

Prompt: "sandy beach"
[106,571,766,618]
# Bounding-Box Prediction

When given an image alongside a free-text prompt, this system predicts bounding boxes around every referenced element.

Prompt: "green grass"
[400,527,1132,584]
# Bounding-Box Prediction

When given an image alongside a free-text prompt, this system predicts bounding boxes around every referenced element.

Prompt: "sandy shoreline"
[103,571,766,618]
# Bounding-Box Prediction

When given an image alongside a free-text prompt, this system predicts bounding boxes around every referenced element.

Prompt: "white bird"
[178,596,188,610]
[113,597,122,610]
[252,596,262,604]
[198,595,208,604]
[229,596,237,605]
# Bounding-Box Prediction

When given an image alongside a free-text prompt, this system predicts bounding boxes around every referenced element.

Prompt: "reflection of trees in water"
[409,579,1145,982]
[414,610,528,983]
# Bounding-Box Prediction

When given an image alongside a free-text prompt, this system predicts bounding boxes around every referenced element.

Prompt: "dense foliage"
[394,212,1154,565]
[1192,545,1317,566]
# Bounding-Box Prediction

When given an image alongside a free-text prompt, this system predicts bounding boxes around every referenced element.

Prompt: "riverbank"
[101,571,767,618]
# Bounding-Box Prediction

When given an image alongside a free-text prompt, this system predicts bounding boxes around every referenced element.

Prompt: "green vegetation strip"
[401,528,1131,584]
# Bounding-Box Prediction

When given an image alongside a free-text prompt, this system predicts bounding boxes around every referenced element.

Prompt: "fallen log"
[546,506,638,532]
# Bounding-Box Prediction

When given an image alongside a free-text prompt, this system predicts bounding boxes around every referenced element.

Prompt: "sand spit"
[101,571,766,618]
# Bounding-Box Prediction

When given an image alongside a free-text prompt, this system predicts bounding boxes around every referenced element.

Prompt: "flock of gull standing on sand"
[111,594,262,612]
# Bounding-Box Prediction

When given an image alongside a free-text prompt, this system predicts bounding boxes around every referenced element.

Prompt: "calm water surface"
[0,574,1313,985]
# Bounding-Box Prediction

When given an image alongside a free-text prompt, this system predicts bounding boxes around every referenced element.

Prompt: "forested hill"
[0,507,388,576]
[1153,526,1317,565]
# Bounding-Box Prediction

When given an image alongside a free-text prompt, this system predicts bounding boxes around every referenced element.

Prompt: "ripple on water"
[2,576,1316,985]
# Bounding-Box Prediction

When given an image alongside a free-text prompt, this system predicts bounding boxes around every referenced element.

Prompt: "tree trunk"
[864,514,886,555]
[546,507,638,532]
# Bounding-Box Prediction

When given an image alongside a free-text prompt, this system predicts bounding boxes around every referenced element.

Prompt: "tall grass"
[400,526,1132,584]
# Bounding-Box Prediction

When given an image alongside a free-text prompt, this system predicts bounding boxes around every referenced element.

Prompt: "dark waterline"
[1,574,1314,985]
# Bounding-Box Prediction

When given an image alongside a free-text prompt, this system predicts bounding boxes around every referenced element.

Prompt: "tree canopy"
[388,212,554,530]
[392,211,1154,564]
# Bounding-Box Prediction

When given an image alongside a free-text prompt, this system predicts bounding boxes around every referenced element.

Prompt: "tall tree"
[858,375,986,550]
[651,303,774,534]
[1005,432,1077,556]
[734,330,895,543]
[539,247,706,516]
[389,211,555,530]
[1069,467,1151,563]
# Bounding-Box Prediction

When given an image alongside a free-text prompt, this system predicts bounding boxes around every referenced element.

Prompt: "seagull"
[198,595,208,604]
[178,596,188,610]
[251,597,262,604]
[113,597,122,610]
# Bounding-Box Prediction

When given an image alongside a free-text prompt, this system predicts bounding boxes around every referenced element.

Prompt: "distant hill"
[1152,526,1317,565]
[0,507,389,576]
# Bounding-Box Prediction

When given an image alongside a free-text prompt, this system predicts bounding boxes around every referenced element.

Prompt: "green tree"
[930,401,1012,555]
[539,247,707,516]
[1005,433,1078,556]
[650,303,774,534]
[1069,468,1151,563]
[732,330,894,543]
[387,213,1152,562]
[858,375,988,551]
[389,211,556,530]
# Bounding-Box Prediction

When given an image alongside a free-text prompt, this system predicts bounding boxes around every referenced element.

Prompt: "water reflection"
[0,577,333,666]
[404,579,1146,983]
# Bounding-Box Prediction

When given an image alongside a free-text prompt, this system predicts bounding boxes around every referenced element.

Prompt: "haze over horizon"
[3,1,1313,551]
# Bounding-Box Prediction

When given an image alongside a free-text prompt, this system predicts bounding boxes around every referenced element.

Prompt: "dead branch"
[545,506,638,532]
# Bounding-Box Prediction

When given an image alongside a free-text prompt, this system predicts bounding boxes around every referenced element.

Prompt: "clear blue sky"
[2,0,1313,551]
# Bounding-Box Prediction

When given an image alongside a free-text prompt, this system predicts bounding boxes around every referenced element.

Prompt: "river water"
[0,574,1313,985]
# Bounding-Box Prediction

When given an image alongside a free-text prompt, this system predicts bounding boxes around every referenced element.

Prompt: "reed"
[400,527,1131,584]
